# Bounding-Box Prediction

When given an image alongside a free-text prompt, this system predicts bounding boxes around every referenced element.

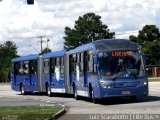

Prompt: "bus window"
[51,58,55,74]
[88,50,93,73]
[93,55,97,74]
[73,54,76,73]
[60,57,64,73]
[80,53,83,72]
[56,57,60,66]
[44,59,49,74]
[11,63,14,74]
[84,51,89,72]
[30,60,37,75]
[69,55,73,73]
[23,61,29,75]
[14,62,21,75]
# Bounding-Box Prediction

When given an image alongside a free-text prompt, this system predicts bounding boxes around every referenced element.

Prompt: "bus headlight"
[100,82,111,88]
[140,81,147,87]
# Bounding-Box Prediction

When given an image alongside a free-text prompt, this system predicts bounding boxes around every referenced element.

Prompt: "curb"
[52,108,66,119]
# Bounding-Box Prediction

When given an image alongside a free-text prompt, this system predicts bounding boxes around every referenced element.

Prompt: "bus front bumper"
[99,86,148,98]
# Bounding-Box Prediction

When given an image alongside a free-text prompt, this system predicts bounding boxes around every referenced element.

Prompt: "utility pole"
[47,38,50,53]
[37,36,46,53]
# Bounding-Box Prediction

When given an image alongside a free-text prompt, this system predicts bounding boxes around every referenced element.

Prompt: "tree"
[129,25,160,66]
[0,41,17,82]
[64,12,115,50]
[41,47,52,54]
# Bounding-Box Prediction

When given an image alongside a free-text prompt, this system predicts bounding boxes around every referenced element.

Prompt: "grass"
[148,77,160,82]
[0,106,61,120]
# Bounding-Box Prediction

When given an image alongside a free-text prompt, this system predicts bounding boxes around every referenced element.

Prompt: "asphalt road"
[0,82,160,120]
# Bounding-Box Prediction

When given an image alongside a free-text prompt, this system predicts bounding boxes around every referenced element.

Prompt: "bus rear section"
[10,55,43,94]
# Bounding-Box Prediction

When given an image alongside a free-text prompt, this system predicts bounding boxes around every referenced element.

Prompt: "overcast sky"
[0,0,160,55]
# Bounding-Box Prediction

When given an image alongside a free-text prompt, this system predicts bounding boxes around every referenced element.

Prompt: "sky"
[0,0,160,55]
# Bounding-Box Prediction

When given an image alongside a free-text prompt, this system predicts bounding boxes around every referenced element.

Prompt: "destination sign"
[112,51,133,56]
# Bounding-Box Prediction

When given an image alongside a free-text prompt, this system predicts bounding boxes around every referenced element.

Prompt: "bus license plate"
[122,91,130,95]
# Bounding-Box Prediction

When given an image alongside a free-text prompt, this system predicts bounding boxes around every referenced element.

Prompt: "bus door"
[29,60,38,90]
[50,58,56,87]
[82,50,93,87]
[14,62,21,86]
[43,59,50,85]
[59,57,65,88]
[76,53,83,87]
[54,57,63,88]
[83,51,88,87]
[22,61,30,90]
[69,55,76,87]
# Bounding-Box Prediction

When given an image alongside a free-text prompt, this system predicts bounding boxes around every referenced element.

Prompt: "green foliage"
[41,47,52,54]
[0,41,17,82]
[129,25,160,66]
[0,106,61,120]
[64,12,115,50]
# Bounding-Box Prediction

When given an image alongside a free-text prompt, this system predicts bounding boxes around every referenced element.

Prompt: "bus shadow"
[17,92,73,98]
[17,92,160,105]
[76,95,160,105]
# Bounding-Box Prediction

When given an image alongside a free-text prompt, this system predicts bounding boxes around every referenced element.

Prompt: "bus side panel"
[75,72,89,97]
[11,75,19,91]
[69,73,76,94]
[90,75,101,99]
[30,74,39,91]
[75,73,100,98]
[10,68,18,91]
[50,73,66,93]
[14,75,30,91]
[43,74,50,92]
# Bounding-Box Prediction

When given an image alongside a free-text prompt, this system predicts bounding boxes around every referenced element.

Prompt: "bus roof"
[67,43,94,54]
[67,39,139,54]
[93,39,139,51]
[43,50,66,59]
[11,54,38,62]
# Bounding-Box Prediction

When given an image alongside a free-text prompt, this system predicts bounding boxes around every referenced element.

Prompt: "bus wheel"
[73,86,78,100]
[47,84,52,97]
[90,87,97,104]
[20,84,25,95]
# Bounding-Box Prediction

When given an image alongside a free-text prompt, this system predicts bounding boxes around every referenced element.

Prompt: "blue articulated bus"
[65,39,148,103]
[11,51,66,96]
[11,39,148,103]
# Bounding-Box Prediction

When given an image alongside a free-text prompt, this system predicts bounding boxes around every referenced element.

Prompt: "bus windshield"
[98,51,145,80]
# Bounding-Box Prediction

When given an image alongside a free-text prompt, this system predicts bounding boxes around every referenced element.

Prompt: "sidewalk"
[149,81,160,90]
[148,77,160,80]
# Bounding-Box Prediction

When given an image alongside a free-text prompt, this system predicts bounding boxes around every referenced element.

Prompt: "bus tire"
[20,84,26,95]
[46,84,52,97]
[73,86,78,100]
[89,86,97,104]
